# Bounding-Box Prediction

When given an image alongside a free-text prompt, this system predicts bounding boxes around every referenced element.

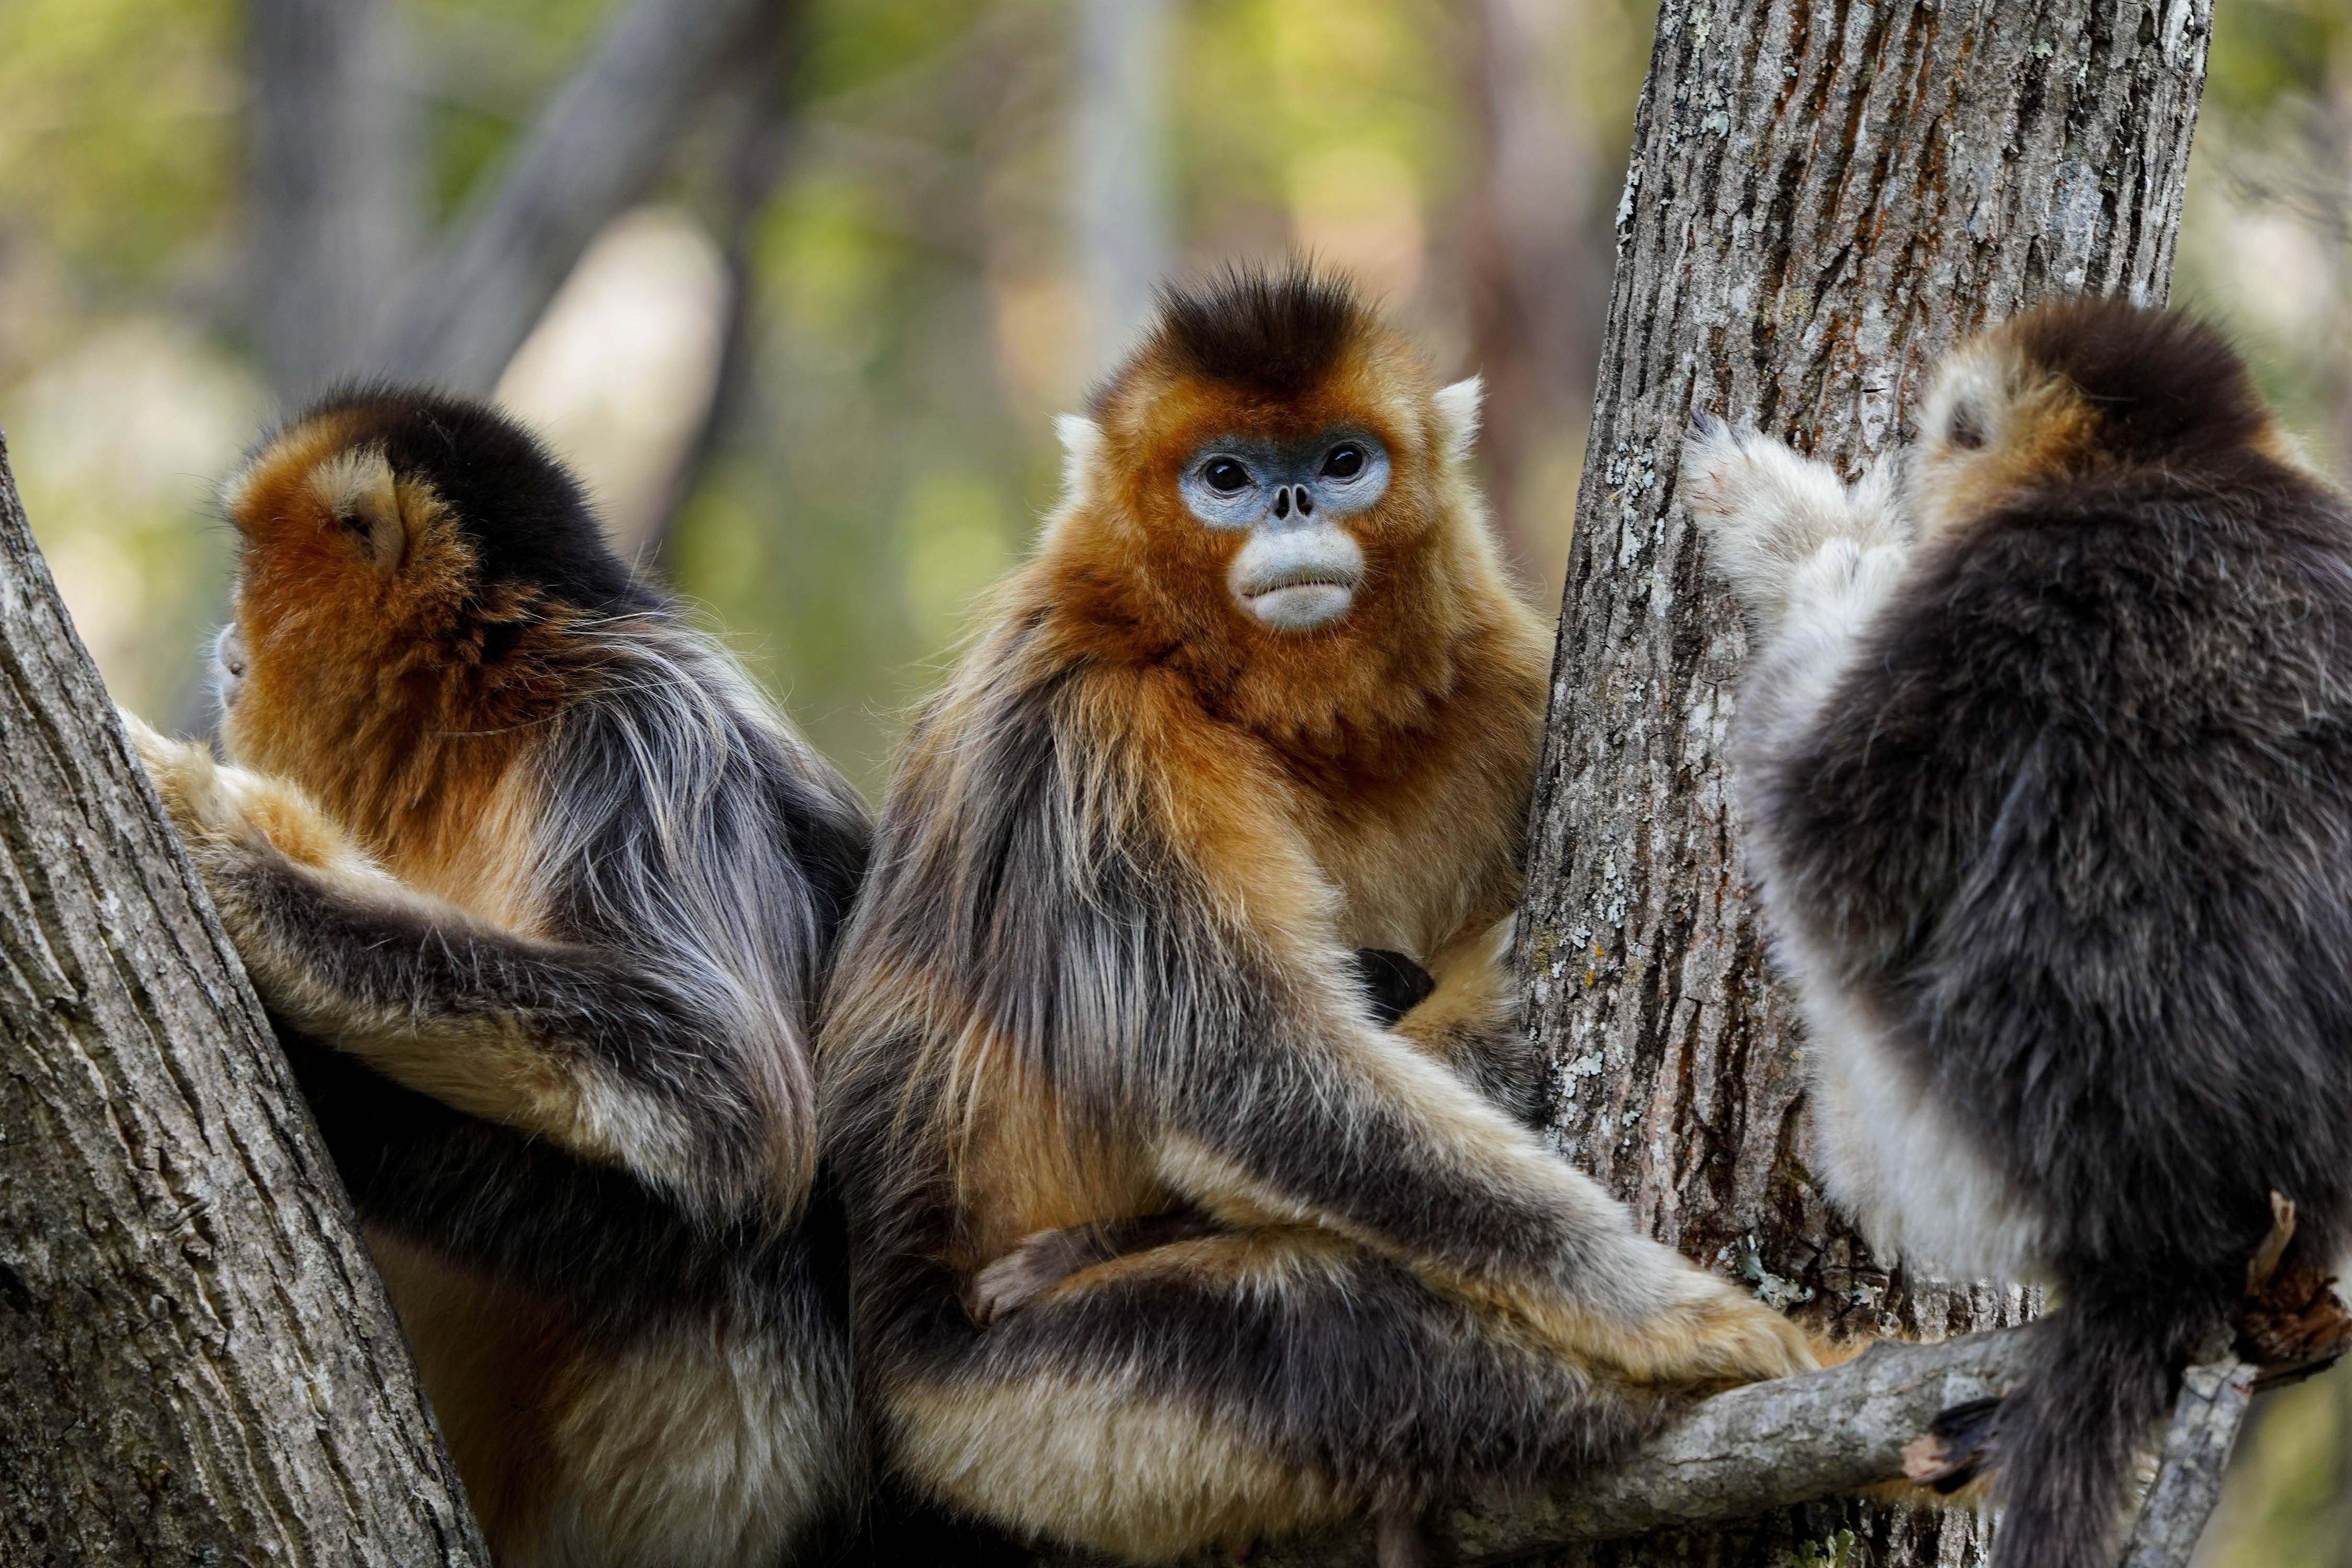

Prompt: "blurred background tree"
[0,0,2345,1556]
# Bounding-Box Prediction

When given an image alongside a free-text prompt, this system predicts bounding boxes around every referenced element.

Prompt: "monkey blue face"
[1178,431,1392,632]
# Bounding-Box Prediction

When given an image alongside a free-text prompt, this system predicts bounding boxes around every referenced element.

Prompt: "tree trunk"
[1462,0,1609,573]
[1516,2,2211,1565]
[0,436,488,1566]
[1072,0,1175,373]
[248,0,423,402]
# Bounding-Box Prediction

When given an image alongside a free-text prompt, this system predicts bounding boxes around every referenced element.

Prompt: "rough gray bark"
[1513,2,2212,1565]
[0,436,488,1566]
[378,0,774,396]
[248,0,422,401]
[2117,1351,2258,1568]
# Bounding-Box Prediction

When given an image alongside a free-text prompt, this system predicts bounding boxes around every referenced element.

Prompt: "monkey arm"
[1110,708,1808,1386]
[1148,1013,1810,1385]
[124,713,773,1213]
[1680,425,1913,785]
[829,665,1808,1384]
[961,1208,1220,1325]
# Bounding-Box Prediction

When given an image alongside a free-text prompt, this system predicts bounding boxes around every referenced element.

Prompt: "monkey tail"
[1990,1279,2223,1568]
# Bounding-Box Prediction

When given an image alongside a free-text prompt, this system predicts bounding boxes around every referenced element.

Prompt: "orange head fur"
[214,389,648,886]
[1029,265,1533,767]
[1911,298,2288,543]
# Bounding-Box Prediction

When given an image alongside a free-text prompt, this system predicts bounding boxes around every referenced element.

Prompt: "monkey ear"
[1054,414,1104,506]
[1434,377,1484,468]
[313,448,408,570]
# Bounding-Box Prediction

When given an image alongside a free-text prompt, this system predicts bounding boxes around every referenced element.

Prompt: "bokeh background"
[2,0,2348,1557]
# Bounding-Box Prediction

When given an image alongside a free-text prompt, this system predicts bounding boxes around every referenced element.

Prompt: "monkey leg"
[873,1227,1675,1562]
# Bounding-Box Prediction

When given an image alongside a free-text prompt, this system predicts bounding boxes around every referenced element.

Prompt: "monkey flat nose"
[1273,488,1290,520]
[1294,486,1313,517]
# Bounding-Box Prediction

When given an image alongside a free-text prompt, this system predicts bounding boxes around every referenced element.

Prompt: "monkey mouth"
[1228,529,1367,633]
[1235,567,1362,632]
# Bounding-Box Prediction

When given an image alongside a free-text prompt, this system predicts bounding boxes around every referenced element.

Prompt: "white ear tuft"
[1434,377,1484,467]
[312,448,406,569]
[1054,414,1103,505]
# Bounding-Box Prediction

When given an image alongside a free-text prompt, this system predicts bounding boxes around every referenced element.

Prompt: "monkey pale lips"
[1228,532,1367,631]
[1239,575,1358,631]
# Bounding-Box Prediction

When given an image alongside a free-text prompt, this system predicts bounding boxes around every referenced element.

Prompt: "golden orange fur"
[819,267,1811,1561]
[129,389,872,1567]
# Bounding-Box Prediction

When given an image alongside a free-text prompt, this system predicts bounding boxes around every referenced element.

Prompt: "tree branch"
[378,0,778,395]
[641,7,803,569]
[1224,1328,2033,1568]
[2116,1350,2257,1568]
[0,436,489,1561]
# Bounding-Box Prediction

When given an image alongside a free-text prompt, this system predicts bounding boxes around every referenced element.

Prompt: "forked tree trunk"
[1516,2,2212,1564]
[0,439,488,1565]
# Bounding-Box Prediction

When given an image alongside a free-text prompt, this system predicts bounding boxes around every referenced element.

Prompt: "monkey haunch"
[820,267,1814,1562]
[1687,300,2352,1568]
[126,391,871,1566]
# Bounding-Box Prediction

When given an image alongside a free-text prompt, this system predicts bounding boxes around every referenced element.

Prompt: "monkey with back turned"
[818,265,1815,1564]
[125,390,872,1566]
[1685,299,2352,1568]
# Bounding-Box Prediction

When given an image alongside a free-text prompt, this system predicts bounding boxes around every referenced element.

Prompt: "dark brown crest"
[2008,298,2269,460]
[1101,262,1375,409]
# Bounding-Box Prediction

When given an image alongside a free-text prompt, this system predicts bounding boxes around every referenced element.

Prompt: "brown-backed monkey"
[1685,300,2352,1568]
[818,267,1816,1563]
[123,389,871,1566]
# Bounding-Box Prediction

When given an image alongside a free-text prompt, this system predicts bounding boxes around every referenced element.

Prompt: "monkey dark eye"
[1322,444,1364,479]
[1203,458,1251,493]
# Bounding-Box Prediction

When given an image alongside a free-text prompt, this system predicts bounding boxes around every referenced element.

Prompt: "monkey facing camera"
[818,264,1814,1566]
[1687,299,2352,1568]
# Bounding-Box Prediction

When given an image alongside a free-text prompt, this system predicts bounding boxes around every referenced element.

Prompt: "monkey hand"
[1681,414,1906,619]
[120,707,372,887]
[120,708,259,856]
[964,1229,1104,1327]
[1591,1267,1820,1387]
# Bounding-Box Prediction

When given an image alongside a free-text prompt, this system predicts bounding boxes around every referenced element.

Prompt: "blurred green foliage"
[0,0,237,286]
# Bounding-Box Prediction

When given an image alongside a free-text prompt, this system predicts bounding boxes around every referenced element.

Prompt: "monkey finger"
[963,1233,1081,1327]
[117,708,241,841]
[116,705,171,758]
